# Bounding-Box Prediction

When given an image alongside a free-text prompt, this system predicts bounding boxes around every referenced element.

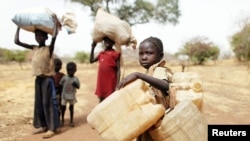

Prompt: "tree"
[74,51,90,63]
[0,48,6,63]
[230,20,250,62]
[179,36,220,65]
[208,46,220,64]
[70,0,180,26]
[0,48,29,69]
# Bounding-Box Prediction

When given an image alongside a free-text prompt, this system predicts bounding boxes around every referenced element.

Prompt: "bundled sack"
[149,100,208,141]
[87,80,165,141]
[12,7,77,35]
[60,12,78,34]
[92,8,137,51]
[170,72,203,110]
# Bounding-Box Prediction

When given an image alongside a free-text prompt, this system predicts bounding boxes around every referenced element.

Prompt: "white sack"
[92,8,137,51]
[12,7,77,35]
[12,7,57,35]
[60,12,78,34]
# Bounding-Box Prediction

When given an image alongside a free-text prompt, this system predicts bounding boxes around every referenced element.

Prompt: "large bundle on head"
[92,8,137,52]
[12,7,77,35]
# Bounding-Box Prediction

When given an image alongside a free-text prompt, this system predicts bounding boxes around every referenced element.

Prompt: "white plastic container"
[87,80,165,141]
[149,100,208,141]
[171,72,203,110]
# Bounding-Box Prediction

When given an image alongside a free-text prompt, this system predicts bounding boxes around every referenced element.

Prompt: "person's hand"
[72,81,78,88]
[52,14,58,23]
[117,73,138,89]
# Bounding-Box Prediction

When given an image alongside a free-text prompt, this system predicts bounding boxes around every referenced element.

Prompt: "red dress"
[95,49,120,98]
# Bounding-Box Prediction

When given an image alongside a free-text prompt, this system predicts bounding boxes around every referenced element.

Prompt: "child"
[59,61,80,127]
[90,37,121,102]
[14,16,59,138]
[52,58,65,125]
[117,36,174,141]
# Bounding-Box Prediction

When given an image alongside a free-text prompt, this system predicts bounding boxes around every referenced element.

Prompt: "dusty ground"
[0,59,250,141]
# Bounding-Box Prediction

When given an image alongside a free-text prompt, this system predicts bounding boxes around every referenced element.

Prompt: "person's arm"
[72,77,80,89]
[89,41,98,63]
[59,76,65,86]
[49,15,59,58]
[117,72,169,92]
[72,81,79,89]
[116,55,121,87]
[14,27,34,49]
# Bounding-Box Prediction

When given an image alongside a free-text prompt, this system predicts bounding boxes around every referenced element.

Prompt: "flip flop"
[43,130,55,139]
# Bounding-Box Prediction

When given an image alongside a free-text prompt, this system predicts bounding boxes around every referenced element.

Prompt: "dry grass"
[0,59,250,140]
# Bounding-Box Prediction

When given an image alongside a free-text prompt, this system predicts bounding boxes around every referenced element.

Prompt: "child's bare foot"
[32,127,46,134]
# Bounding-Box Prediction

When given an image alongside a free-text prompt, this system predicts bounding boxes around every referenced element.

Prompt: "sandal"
[43,130,55,139]
[32,127,46,134]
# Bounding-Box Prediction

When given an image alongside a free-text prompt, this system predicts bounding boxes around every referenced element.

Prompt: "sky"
[1,0,250,57]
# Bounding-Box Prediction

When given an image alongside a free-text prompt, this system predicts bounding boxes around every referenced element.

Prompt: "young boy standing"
[53,58,65,126]
[59,62,80,127]
[14,16,60,138]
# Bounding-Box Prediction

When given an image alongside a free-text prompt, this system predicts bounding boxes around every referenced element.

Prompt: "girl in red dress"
[90,37,121,102]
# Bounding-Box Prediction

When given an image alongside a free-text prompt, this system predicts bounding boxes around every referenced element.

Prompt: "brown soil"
[0,59,250,141]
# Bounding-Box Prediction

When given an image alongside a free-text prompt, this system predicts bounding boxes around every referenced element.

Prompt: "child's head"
[138,36,164,69]
[66,62,77,77]
[54,58,62,73]
[103,37,115,50]
[35,29,48,45]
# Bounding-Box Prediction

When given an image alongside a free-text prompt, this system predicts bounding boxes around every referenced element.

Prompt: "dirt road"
[1,61,250,141]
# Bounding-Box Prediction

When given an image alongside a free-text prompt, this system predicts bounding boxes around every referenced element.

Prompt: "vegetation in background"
[177,36,220,65]
[0,48,29,69]
[74,51,90,63]
[4,0,250,68]
[230,19,250,62]
[70,0,180,26]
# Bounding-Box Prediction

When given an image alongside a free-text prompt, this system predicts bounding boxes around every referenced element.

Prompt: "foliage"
[230,22,250,62]
[74,51,90,63]
[0,48,29,69]
[179,36,220,65]
[0,48,5,63]
[70,0,180,26]
[0,48,27,62]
